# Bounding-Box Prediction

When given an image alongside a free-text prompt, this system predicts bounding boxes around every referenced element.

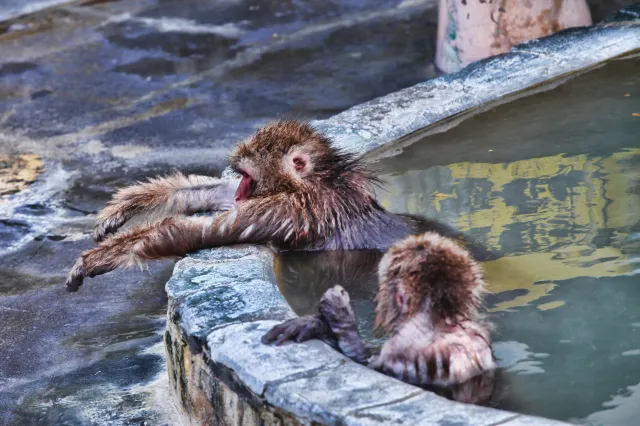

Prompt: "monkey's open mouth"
[235,170,252,202]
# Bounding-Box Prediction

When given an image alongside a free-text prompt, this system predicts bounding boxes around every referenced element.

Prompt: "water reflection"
[274,250,382,344]
[274,59,639,423]
[375,148,639,421]
[378,149,639,312]
[585,381,640,426]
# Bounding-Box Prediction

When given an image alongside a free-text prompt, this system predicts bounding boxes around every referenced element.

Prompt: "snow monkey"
[263,232,497,404]
[66,120,491,292]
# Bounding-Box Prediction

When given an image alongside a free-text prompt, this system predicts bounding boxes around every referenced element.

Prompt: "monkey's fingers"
[65,259,86,292]
[294,316,330,342]
[261,320,298,345]
[261,316,325,345]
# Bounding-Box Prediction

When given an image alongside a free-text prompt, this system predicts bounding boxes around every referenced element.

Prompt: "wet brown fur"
[263,232,496,402]
[372,233,494,388]
[93,173,238,242]
[375,232,486,334]
[66,120,487,292]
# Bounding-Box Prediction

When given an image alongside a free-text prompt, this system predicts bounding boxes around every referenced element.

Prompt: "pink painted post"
[435,0,593,73]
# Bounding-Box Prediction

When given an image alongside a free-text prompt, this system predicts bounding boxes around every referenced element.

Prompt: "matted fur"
[375,232,486,333]
[93,173,238,242]
[263,232,496,394]
[67,120,487,291]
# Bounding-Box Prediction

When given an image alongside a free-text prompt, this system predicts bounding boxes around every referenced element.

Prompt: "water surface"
[275,58,640,424]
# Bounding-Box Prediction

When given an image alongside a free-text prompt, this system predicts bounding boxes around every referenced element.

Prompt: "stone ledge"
[165,18,640,426]
[207,321,347,397]
[312,21,640,158]
[166,246,294,353]
[167,247,571,426]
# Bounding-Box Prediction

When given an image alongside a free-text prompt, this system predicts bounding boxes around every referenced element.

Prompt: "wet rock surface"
[0,0,442,424]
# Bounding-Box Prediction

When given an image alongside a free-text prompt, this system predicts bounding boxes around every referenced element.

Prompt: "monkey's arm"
[318,286,371,364]
[67,197,307,292]
[262,286,371,363]
[93,173,239,242]
[68,216,222,291]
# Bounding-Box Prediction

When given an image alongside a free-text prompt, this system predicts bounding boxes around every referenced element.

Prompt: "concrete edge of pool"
[164,13,640,426]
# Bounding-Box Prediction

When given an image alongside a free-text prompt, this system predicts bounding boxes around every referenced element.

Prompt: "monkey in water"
[66,120,492,291]
[262,232,497,405]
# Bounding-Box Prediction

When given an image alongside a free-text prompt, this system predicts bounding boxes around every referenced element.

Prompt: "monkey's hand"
[65,248,113,292]
[65,258,86,292]
[261,315,333,346]
[68,216,217,292]
[319,285,370,364]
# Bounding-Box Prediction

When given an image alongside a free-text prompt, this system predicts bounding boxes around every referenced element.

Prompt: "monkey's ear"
[284,149,313,178]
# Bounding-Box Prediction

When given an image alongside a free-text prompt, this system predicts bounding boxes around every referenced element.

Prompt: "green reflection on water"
[371,58,640,424]
[377,148,639,313]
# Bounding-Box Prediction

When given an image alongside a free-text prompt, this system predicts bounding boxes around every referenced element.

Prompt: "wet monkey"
[66,120,491,291]
[263,232,498,404]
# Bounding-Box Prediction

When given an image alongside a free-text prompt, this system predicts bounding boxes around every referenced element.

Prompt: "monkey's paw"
[65,259,86,292]
[93,211,126,243]
[319,285,357,333]
[261,315,328,346]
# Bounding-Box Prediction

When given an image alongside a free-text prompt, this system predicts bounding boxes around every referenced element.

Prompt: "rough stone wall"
[165,319,301,426]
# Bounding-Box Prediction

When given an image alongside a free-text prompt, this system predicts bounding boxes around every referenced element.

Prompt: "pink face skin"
[234,170,252,202]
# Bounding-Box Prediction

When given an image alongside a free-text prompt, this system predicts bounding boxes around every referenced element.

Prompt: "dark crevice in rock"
[346,389,426,417]
[265,360,347,390]
[207,360,266,408]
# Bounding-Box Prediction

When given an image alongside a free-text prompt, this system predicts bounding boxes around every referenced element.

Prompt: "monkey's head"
[375,232,485,334]
[229,120,370,201]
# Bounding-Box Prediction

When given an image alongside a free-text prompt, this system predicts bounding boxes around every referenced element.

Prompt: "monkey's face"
[229,120,337,201]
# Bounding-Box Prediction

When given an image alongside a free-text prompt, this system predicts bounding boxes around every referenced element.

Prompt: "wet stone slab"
[345,392,519,426]
[206,321,346,396]
[168,245,294,350]
[497,416,572,426]
[1,0,440,174]
[264,359,424,425]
